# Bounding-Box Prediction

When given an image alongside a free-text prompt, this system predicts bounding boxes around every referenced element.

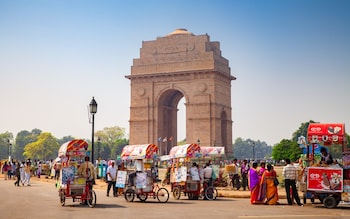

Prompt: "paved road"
[1,178,350,219]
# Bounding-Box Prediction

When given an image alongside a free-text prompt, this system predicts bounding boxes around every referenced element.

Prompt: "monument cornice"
[125,70,236,82]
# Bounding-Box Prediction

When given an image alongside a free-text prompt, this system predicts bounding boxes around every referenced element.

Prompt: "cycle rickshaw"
[168,143,216,200]
[199,146,227,188]
[120,144,170,203]
[56,139,96,207]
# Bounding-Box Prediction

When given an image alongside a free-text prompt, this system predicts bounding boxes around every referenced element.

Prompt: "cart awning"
[200,146,225,157]
[169,144,200,158]
[58,139,88,158]
[307,123,346,145]
[120,144,158,160]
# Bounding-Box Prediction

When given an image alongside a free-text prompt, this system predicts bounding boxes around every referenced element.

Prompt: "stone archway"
[125,29,236,156]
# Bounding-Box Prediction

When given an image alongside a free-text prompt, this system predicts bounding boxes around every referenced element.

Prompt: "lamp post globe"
[89,97,97,164]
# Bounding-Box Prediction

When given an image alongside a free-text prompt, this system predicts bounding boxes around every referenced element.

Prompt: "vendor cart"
[121,144,169,203]
[57,139,96,207]
[299,123,350,208]
[168,143,206,200]
[199,146,227,188]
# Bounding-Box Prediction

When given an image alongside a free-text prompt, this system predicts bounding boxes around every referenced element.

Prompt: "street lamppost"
[97,137,101,161]
[7,139,12,162]
[89,97,97,165]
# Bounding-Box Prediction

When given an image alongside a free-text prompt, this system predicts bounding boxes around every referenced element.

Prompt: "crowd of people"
[228,158,304,206]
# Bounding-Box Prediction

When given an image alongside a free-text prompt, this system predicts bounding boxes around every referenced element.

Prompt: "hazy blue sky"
[1,0,349,146]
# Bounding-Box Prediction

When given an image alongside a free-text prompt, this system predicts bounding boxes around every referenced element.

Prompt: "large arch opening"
[157,89,186,155]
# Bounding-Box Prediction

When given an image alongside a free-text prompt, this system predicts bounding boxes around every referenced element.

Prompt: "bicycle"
[199,179,218,200]
[124,180,169,203]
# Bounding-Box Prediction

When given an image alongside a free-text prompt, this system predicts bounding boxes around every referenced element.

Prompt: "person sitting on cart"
[190,162,200,181]
[320,147,334,165]
[78,156,96,188]
[202,162,213,186]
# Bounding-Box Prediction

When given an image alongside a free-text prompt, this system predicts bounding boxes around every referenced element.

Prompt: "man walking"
[231,159,240,190]
[106,161,117,197]
[282,158,303,206]
[240,160,249,191]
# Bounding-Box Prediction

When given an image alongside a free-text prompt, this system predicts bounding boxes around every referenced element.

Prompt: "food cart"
[168,143,203,200]
[199,146,227,188]
[299,123,350,208]
[57,139,96,207]
[121,144,170,203]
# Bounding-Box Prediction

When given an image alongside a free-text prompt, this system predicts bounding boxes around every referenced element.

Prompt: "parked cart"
[121,144,169,203]
[299,123,350,208]
[168,143,217,200]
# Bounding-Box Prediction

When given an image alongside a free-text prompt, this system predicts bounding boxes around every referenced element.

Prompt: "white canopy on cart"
[58,139,88,158]
[169,144,200,158]
[120,144,158,160]
[200,146,225,157]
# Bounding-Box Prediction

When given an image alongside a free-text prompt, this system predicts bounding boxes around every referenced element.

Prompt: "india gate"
[125,28,236,156]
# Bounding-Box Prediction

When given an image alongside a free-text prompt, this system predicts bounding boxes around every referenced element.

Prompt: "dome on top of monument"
[166,28,194,36]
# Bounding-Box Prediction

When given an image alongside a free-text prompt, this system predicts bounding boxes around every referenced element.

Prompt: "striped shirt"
[282,164,297,180]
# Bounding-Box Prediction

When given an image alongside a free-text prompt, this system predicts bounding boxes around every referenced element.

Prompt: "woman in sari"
[249,162,261,204]
[259,164,279,205]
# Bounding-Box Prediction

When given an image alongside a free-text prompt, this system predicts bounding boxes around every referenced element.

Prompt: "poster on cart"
[116,170,127,188]
[307,167,343,192]
[135,172,147,189]
[174,166,187,182]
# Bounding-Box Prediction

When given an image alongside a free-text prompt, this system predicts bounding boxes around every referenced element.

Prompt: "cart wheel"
[323,196,337,208]
[59,191,65,206]
[137,194,148,202]
[87,190,96,208]
[124,189,135,202]
[173,187,181,200]
[204,186,218,200]
[157,188,169,203]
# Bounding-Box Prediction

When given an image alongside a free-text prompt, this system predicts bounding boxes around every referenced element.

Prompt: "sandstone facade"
[125,29,236,156]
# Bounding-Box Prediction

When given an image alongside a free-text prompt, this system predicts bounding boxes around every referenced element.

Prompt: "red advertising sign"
[307,123,345,145]
[307,167,343,192]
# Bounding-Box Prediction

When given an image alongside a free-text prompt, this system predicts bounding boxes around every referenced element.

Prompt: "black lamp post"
[89,97,97,164]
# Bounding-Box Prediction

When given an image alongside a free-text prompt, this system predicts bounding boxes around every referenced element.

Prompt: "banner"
[115,170,127,188]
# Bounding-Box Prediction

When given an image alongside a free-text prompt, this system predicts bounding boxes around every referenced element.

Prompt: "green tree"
[272,139,301,162]
[291,120,317,142]
[23,132,59,160]
[95,126,128,160]
[14,129,42,161]
[233,138,272,160]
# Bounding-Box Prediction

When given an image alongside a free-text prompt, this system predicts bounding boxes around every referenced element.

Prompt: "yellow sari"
[260,170,278,205]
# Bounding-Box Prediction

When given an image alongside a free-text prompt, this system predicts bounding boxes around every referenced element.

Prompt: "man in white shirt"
[202,163,213,186]
[106,161,117,197]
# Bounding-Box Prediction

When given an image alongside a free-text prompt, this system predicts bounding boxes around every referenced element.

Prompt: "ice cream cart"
[300,123,350,208]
